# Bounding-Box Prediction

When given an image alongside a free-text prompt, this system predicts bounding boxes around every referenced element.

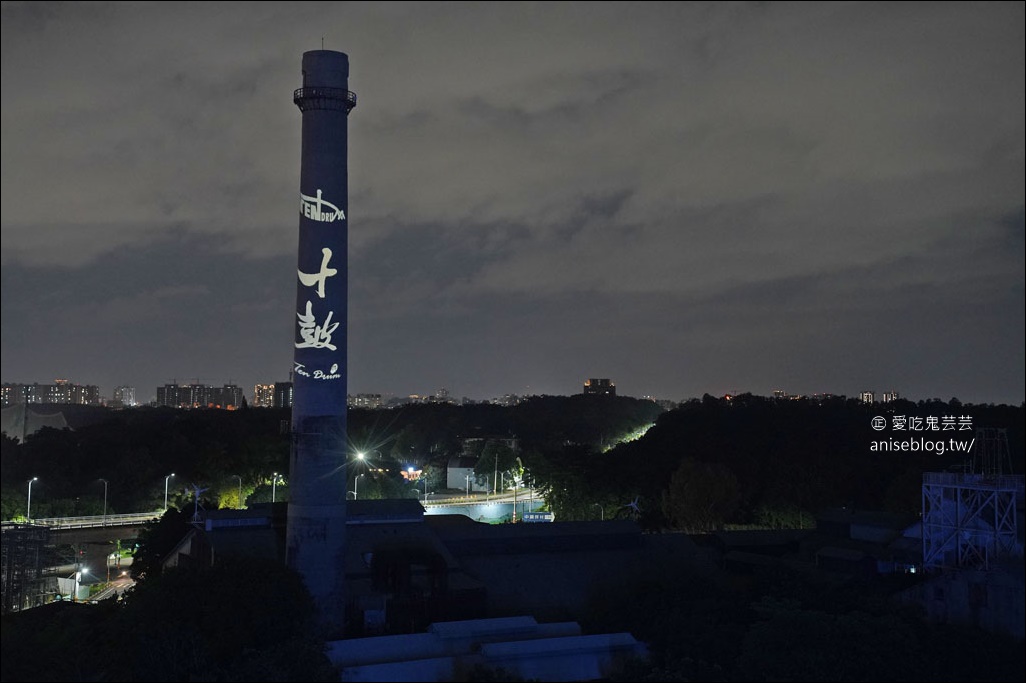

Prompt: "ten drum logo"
[300,189,346,222]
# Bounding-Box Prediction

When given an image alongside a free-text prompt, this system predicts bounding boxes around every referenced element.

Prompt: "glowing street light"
[355,448,381,467]
[272,472,282,503]
[349,452,368,499]
[164,473,175,512]
[406,466,428,502]
[26,477,38,522]
[72,566,89,603]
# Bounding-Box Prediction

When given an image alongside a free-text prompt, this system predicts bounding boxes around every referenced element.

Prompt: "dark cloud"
[2,2,1023,403]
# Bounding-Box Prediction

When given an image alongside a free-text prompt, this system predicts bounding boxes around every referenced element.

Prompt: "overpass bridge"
[2,513,162,606]
[27,511,162,530]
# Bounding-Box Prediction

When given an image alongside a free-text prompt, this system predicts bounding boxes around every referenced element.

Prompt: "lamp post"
[164,473,175,512]
[99,478,109,527]
[72,566,88,603]
[350,452,367,499]
[465,473,471,497]
[512,478,518,522]
[26,477,38,522]
[232,475,243,509]
[592,503,604,521]
[272,472,280,503]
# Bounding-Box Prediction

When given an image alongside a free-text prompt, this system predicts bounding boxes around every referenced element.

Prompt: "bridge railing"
[29,511,163,529]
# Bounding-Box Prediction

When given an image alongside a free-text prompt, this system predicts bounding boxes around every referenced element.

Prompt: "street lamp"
[272,472,281,503]
[592,503,604,521]
[26,477,38,522]
[232,474,243,509]
[164,473,175,512]
[465,473,471,497]
[351,473,365,500]
[349,452,368,499]
[72,567,88,603]
[99,479,109,526]
[512,478,518,522]
[406,466,428,503]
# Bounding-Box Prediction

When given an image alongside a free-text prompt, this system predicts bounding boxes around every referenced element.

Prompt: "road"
[89,576,135,602]
[422,488,539,507]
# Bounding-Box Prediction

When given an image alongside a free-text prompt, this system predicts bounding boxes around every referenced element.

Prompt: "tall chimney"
[287,50,356,635]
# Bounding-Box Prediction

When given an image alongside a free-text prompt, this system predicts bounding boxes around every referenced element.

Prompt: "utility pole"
[513,479,518,523]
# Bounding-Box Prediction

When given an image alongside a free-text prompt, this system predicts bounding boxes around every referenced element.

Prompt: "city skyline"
[0,376,976,409]
[2,3,1023,405]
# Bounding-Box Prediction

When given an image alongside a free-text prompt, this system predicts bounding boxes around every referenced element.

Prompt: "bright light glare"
[602,423,656,452]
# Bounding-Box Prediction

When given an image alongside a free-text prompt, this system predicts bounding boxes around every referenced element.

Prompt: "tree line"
[2,394,1021,533]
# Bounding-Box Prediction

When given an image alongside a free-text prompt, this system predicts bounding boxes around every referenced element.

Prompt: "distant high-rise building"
[881,391,900,403]
[0,384,27,407]
[112,386,136,407]
[156,383,243,409]
[1,380,101,407]
[583,378,616,396]
[859,390,875,404]
[157,383,194,408]
[273,381,294,409]
[220,384,243,408]
[254,384,276,408]
[348,393,382,409]
[772,390,805,401]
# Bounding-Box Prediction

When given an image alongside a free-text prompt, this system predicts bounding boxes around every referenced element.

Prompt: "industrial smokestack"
[287,50,355,635]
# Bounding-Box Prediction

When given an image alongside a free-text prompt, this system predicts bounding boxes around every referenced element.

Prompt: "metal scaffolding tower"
[1,522,56,613]
[921,472,1023,571]
[922,427,1024,571]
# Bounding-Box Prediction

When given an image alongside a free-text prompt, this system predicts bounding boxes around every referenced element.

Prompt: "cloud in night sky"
[2,2,1023,404]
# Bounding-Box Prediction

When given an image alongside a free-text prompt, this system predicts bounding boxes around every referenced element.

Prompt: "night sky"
[2,2,1023,405]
